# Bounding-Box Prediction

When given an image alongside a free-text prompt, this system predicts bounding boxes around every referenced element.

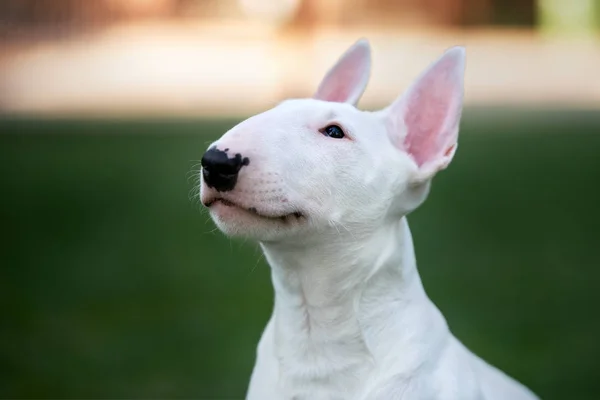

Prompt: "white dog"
[199,39,539,400]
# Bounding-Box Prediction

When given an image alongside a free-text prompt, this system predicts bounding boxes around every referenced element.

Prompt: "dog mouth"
[205,198,304,223]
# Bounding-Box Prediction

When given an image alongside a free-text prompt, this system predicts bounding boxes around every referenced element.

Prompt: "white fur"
[200,39,539,400]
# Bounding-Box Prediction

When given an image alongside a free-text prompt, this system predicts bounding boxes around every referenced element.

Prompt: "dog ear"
[383,47,466,182]
[313,39,371,106]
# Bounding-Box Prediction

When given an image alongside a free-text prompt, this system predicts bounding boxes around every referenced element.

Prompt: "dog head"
[200,39,465,242]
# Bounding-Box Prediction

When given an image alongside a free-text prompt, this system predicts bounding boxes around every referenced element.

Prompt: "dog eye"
[321,125,345,139]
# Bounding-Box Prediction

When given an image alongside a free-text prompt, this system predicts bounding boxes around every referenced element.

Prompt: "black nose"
[201,147,250,192]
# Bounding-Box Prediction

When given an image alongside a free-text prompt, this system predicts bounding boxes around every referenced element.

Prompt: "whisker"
[186,171,201,184]
[249,247,265,276]
[188,186,201,203]
[329,219,342,235]
[339,221,356,240]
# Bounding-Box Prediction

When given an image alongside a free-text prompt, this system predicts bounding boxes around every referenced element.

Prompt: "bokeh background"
[1,0,600,398]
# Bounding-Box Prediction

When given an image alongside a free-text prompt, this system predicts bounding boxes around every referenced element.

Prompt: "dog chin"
[208,201,306,241]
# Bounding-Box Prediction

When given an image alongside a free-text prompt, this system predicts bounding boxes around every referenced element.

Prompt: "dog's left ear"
[383,47,466,183]
[314,39,371,105]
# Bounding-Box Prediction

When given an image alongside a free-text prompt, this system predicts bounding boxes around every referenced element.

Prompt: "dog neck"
[260,217,447,369]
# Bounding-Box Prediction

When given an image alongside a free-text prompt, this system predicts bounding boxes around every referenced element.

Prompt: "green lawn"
[1,109,599,399]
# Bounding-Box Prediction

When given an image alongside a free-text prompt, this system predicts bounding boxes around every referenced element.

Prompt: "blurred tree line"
[0,0,538,39]
[0,0,191,38]
[1,0,597,41]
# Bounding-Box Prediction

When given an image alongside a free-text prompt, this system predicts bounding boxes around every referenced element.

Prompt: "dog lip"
[206,197,304,220]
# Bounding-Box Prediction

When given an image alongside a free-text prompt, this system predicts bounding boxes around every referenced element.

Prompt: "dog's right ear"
[313,39,371,106]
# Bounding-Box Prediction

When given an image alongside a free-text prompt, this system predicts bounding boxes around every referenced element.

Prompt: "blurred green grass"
[1,110,599,399]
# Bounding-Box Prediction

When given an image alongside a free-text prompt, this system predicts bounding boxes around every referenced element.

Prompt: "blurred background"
[1,0,599,398]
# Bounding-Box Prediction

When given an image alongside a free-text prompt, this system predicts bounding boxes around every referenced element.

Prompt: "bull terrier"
[199,39,539,400]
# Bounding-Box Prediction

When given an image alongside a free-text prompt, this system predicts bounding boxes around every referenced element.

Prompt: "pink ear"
[386,47,465,179]
[314,39,371,105]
